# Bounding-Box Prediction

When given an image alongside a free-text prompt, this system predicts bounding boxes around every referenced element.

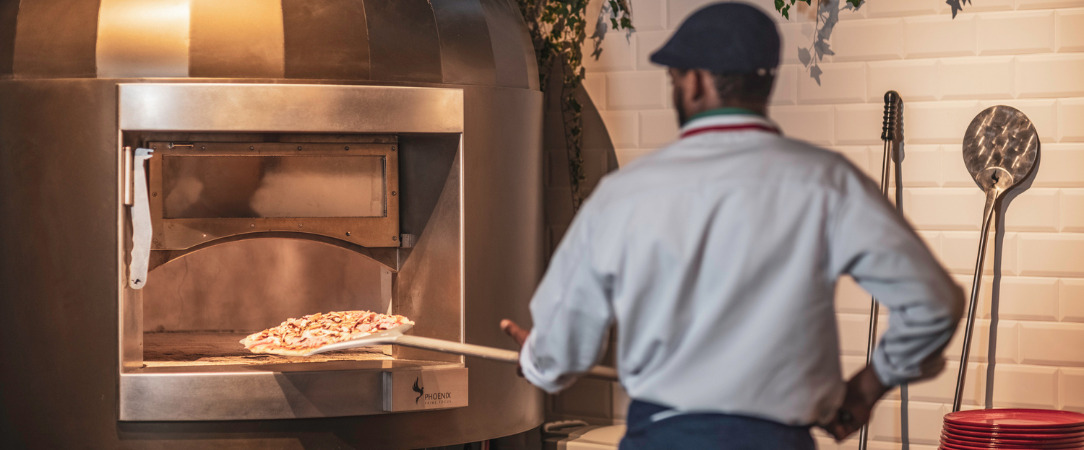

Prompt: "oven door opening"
[119,134,468,421]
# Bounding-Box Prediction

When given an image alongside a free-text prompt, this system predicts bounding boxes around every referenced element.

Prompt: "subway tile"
[628,0,666,32]
[977,11,1055,55]
[770,64,799,106]
[582,74,606,111]
[944,319,1020,364]
[1019,322,1084,366]
[870,399,945,445]
[909,361,987,406]
[836,104,885,145]
[903,188,986,230]
[836,275,874,314]
[903,15,977,58]
[991,364,1059,408]
[1056,9,1084,52]
[868,59,940,102]
[1017,54,1084,99]
[778,22,808,66]
[797,62,868,104]
[1062,279,1084,323]
[634,30,669,71]
[770,105,836,145]
[865,0,942,18]
[903,101,982,144]
[1018,233,1084,277]
[838,313,874,356]
[941,231,1018,276]
[1059,98,1084,142]
[606,71,666,110]
[997,276,1061,321]
[963,0,1015,13]
[938,56,1015,100]
[598,110,639,148]
[1003,189,1059,232]
[1017,0,1084,10]
[951,275,1060,321]
[582,27,636,72]
[1062,368,1084,411]
[942,145,980,188]
[614,148,655,168]
[834,145,872,175]
[1065,190,1084,232]
[830,18,905,62]
[895,145,941,188]
[1030,145,1084,187]
[916,230,944,263]
[637,109,679,148]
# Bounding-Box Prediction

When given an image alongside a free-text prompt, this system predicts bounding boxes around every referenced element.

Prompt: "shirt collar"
[680,107,781,139]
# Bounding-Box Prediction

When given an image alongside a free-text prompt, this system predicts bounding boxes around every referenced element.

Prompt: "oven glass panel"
[161,155,386,219]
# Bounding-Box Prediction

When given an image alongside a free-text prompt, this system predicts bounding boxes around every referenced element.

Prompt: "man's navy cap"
[650,2,780,74]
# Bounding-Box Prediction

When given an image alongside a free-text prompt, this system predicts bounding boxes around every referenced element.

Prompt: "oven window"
[161,155,386,219]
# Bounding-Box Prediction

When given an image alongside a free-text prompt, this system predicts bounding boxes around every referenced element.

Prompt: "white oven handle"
[129,147,154,289]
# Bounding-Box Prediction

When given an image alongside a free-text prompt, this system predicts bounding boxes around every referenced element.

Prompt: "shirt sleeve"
[519,200,615,394]
[828,169,965,387]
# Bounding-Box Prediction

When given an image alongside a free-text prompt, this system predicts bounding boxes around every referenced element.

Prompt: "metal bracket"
[129,147,154,289]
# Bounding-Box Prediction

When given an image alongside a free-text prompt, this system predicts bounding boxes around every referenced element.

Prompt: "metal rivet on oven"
[200,146,206,150]
[344,146,350,151]
[151,192,157,197]
[249,146,255,150]
[392,236,398,241]
[297,146,303,151]
[250,223,255,228]
[391,146,397,151]
[391,191,397,196]
[345,231,351,236]
[298,223,304,228]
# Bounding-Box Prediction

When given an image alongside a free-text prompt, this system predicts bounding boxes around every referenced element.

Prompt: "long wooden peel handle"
[393,335,619,381]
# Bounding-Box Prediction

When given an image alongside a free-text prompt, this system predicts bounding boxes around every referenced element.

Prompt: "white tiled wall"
[560,0,1084,447]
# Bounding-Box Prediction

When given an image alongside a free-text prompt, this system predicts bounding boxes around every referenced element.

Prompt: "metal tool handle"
[859,91,903,450]
[394,335,619,380]
[129,147,154,289]
[953,189,998,412]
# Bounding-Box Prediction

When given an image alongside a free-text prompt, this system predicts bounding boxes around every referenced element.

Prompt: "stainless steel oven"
[0,1,544,448]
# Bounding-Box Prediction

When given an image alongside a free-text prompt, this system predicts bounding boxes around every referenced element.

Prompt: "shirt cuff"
[520,338,575,394]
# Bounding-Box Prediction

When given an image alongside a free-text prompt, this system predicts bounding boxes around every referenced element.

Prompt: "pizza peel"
[952,105,1039,412]
[301,323,619,380]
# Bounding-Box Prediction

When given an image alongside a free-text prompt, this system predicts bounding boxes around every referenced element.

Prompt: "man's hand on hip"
[821,364,891,441]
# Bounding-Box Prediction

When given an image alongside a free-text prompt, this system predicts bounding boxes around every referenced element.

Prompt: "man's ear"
[692,69,717,105]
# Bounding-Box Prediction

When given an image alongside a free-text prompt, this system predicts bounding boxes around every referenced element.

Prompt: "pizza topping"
[240,310,413,356]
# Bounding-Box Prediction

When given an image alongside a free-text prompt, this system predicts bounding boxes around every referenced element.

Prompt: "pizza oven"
[0,1,543,448]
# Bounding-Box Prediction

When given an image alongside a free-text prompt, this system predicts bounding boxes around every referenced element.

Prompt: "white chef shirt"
[519,110,964,426]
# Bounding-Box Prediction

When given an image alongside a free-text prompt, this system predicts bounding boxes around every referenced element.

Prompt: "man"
[501,2,964,448]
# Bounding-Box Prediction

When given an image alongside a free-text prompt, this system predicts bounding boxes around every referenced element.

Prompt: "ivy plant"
[518,0,633,211]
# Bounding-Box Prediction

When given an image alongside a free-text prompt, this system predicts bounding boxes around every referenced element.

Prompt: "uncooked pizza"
[240,310,413,356]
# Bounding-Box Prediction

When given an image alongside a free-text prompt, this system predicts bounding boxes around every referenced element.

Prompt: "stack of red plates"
[941,409,1084,449]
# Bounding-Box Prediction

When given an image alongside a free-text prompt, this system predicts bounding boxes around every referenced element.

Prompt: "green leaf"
[846,0,862,8]
[781,4,789,19]
[774,0,785,11]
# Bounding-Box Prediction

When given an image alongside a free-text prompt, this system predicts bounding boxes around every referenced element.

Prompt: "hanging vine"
[518,0,633,211]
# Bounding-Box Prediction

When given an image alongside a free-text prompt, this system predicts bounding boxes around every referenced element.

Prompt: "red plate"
[945,429,1084,443]
[946,422,1084,435]
[941,440,1084,450]
[943,433,1084,449]
[945,409,1084,429]
[944,432,1084,445]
